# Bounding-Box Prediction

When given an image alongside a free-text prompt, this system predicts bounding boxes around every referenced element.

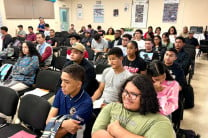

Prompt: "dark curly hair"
[20,41,41,62]
[168,26,177,35]
[119,74,159,115]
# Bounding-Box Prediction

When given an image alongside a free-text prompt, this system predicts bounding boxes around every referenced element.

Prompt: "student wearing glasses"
[92,75,175,138]
[114,33,132,56]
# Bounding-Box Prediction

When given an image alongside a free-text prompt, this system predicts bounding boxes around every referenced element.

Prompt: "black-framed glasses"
[122,89,141,100]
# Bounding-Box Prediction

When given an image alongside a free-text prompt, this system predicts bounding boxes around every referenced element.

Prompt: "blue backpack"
[0,64,13,81]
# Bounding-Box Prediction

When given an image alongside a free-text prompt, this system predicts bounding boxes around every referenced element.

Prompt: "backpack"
[0,64,13,81]
[176,129,200,138]
[41,115,76,138]
[95,52,108,65]
[184,85,194,109]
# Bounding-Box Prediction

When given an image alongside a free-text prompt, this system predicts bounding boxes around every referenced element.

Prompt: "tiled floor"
[180,54,208,138]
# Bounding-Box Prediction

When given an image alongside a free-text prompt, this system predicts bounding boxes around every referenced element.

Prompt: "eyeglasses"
[122,89,141,100]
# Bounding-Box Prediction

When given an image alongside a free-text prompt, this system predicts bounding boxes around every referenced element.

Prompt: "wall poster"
[93,4,104,23]
[131,0,149,28]
[77,4,83,20]
[162,0,179,22]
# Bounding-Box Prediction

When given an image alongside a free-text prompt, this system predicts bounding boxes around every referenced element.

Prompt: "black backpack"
[95,52,108,65]
[184,84,194,109]
[177,129,200,138]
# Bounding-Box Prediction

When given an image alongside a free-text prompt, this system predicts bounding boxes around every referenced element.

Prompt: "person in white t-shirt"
[133,29,145,50]
[92,47,132,104]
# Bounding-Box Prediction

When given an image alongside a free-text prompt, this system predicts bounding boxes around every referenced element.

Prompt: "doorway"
[59,8,69,31]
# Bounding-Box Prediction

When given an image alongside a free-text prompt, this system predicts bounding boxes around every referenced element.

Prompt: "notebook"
[9,130,36,138]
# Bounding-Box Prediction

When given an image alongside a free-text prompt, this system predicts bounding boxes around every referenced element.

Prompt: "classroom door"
[59,8,69,31]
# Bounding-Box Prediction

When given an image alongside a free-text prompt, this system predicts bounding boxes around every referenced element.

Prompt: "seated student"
[147,60,180,116]
[25,26,36,43]
[162,32,174,49]
[163,48,187,90]
[97,25,105,36]
[168,26,177,43]
[67,33,88,59]
[123,41,146,74]
[114,33,132,56]
[139,39,160,64]
[153,35,166,61]
[109,30,122,49]
[105,27,115,42]
[0,26,12,50]
[92,74,175,138]
[155,26,161,36]
[36,33,53,67]
[174,36,190,76]
[16,25,26,39]
[133,29,145,50]
[81,30,92,48]
[44,23,50,37]
[46,29,58,48]
[91,33,108,54]
[0,41,40,91]
[64,42,96,96]
[145,32,154,39]
[144,26,154,39]
[45,64,93,137]
[68,24,76,34]
[92,47,132,104]
[185,31,200,49]
[179,26,189,38]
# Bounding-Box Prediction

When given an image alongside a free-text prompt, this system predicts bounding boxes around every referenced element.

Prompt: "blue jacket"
[12,55,39,85]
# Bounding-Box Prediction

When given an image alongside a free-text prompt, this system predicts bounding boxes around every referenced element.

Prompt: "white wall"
[1,0,208,36]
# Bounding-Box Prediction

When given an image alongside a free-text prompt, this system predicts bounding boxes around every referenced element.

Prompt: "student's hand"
[86,41,91,46]
[61,119,82,134]
[107,120,121,137]
[101,103,107,108]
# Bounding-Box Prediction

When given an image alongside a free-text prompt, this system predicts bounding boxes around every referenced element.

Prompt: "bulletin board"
[4,0,54,19]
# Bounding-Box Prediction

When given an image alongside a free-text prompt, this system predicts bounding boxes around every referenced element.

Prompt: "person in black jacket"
[163,48,187,90]
[0,26,12,50]
[109,30,122,48]
[174,36,190,76]
[64,42,97,96]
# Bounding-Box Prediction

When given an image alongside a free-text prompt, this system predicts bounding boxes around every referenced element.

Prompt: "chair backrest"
[61,31,70,39]
[184,45,196,60]
[200,40,208,45]
[60,46,68,57]
[0,86,19,116]
[54,37,65,47]
[190,26,203,34]
[86,47,94,61]
[35,70,61,92]
[54,56,66,70]
[95,64,110,74]
[55,32,62,37]
[18,94,51,130]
